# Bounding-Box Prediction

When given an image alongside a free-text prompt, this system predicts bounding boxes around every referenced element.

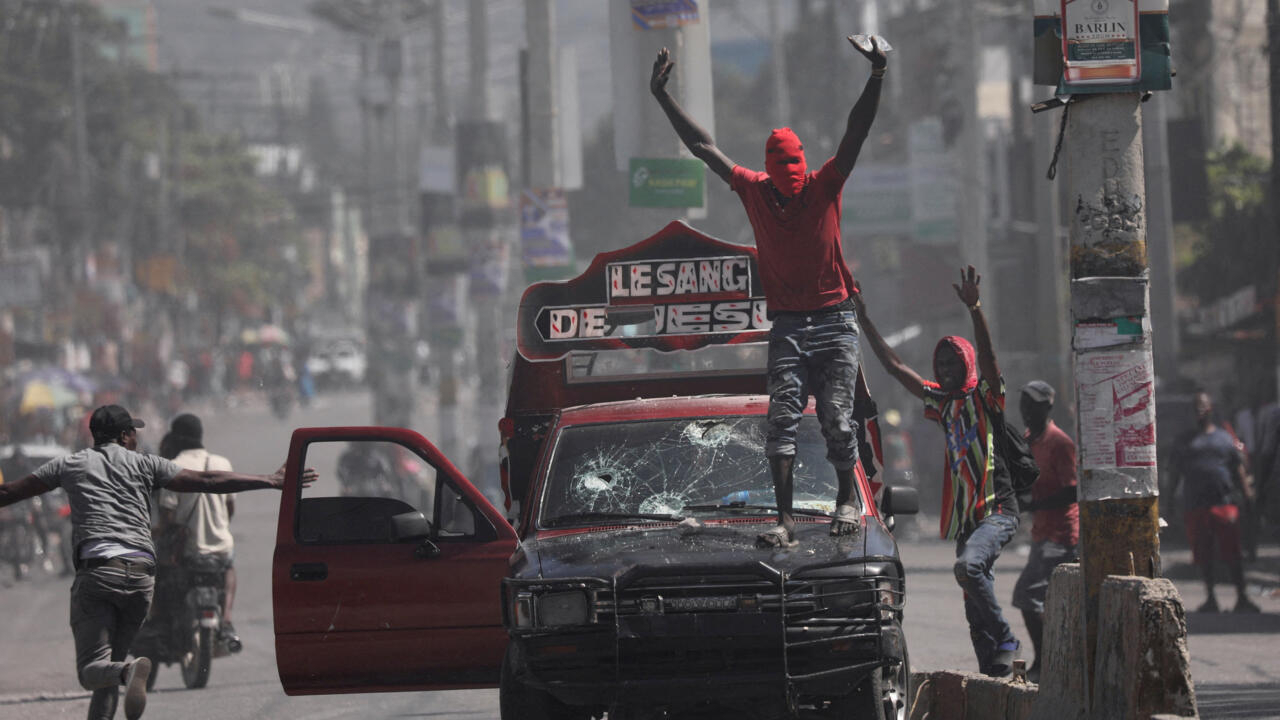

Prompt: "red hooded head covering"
[765,127,807,197]
[932,335,978,396]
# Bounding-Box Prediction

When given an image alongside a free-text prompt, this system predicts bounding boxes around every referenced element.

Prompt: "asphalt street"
[1,390,1278,718]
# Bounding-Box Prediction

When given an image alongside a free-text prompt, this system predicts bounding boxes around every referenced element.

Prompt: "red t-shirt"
[1027,420,1079,546]
[729,158,855,312]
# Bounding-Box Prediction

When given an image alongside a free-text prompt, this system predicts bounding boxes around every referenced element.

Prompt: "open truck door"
[273,426,517,694]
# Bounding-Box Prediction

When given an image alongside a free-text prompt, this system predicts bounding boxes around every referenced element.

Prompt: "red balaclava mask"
[765,127,807,197]
[932,335,979,396]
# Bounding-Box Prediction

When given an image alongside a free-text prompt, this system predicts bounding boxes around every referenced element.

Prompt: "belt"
[767,297,857,321]
[81,556,156,575]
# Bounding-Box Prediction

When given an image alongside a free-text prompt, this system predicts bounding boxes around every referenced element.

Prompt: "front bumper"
[503,557,905,707]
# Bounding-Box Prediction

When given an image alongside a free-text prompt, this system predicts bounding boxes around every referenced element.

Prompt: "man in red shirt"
[651,35,887,548]
[1010,380,1079,683]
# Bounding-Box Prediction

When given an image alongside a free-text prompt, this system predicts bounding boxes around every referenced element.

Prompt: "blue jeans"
[765,309,860,469]
[69,558,155,720]
[953,512,1019,671]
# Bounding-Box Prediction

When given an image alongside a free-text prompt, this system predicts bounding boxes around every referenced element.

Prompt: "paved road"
[1,391,1277,718]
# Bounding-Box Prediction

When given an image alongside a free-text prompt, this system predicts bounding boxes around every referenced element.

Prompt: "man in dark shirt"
[0,405,315,720]
[854,267,1022,677]
[1171,390,1260,614]
[651,34,887,548]
[1010,380,1078,683]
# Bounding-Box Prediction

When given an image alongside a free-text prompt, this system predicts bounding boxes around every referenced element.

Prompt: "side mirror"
[882,486,919,516]
[392,510,432,542]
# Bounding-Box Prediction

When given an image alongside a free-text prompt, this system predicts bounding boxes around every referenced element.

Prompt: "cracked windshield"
[542,416,847,525]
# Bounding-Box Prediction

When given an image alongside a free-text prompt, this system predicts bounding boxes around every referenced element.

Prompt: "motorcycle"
[133,556,240,689]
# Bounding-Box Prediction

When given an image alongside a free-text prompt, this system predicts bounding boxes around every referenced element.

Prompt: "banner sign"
[630,0,699,30]
[1033,0,1170,93]
[517,220,769,361]
[519,188,574,281]
[629,157,705,208]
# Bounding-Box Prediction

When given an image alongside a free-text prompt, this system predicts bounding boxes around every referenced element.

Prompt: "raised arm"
[953,266,1000,385]
[835,35,887,177]
[167,464,317,493]
[851,283,929,398]
[0,474,52,508]
[650,47,734,184]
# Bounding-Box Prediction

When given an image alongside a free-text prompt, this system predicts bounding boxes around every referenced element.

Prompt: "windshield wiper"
[682,502,832,517]
[544,511,683,527]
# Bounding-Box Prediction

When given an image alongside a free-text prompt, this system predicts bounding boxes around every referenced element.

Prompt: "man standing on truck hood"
[650,34,887,549]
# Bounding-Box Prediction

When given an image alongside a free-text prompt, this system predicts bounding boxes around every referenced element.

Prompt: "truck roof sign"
[517,221,769,361]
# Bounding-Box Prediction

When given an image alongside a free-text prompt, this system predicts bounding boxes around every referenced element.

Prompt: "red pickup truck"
[272,222,919,720]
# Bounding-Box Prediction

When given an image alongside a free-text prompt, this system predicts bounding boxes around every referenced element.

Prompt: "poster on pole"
[1077,350,1156,469]
[1033,0,1170,93]
[1060,0,1140,86]
[519,188,574,282]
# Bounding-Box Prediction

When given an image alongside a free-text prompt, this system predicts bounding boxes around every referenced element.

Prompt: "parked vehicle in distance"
[272,223,919,720]
[307,339,367,388]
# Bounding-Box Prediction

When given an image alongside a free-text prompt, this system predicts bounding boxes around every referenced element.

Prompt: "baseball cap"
[89,405,145,439]
[1021,380,1055,404]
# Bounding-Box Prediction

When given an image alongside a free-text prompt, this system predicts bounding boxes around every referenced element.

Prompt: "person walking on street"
[1010,380,1079,683]
[1171,390,1261,614]
[651,33,887,548]
[155,413,241,647]
[852,267,1023,677]
[0,404,315,720]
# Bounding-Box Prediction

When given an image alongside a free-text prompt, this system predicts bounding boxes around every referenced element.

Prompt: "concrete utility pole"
[955,2,993,313]
[1143,94,1180,383]
[1269,0,1280,399]
[525,0,558,189]
[1064,93,1162,694]
[69,9,90,282]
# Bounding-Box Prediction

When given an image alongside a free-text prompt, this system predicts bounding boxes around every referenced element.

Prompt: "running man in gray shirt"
[0,405,316,720]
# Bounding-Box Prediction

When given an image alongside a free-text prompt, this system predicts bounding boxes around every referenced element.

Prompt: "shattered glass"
[541,416,852,525]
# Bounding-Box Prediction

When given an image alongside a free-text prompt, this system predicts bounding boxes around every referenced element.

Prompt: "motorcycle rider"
[154,414,240,648]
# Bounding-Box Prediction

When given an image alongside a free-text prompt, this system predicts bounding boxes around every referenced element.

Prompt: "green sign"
[629,157,705,208]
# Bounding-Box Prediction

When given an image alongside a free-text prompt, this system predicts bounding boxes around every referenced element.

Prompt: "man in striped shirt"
[853,266,1022,677]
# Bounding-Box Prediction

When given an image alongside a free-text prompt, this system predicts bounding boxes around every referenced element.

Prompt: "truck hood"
[518,518,901,582]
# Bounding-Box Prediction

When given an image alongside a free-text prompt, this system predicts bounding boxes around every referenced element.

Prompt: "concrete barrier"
[1091,576,1197,719]
[1030,563,1088,720]
[907,670,1036,720]
[910,564,1198,719]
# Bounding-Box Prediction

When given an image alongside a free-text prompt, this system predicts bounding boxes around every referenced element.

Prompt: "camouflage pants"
[765,308,860,469]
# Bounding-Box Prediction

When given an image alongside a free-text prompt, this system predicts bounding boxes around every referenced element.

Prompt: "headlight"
[819,581,866,612]
[536,590,589,627]
[876,579,898,620]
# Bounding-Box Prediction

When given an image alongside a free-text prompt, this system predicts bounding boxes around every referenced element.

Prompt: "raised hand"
[847,34,888,69]
[651,47,674,96]
[953,265,981,308]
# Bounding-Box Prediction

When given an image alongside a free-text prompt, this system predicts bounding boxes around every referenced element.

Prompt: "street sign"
[845,164,912,236]
[629,157,705,208]
[629,0,699,30]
